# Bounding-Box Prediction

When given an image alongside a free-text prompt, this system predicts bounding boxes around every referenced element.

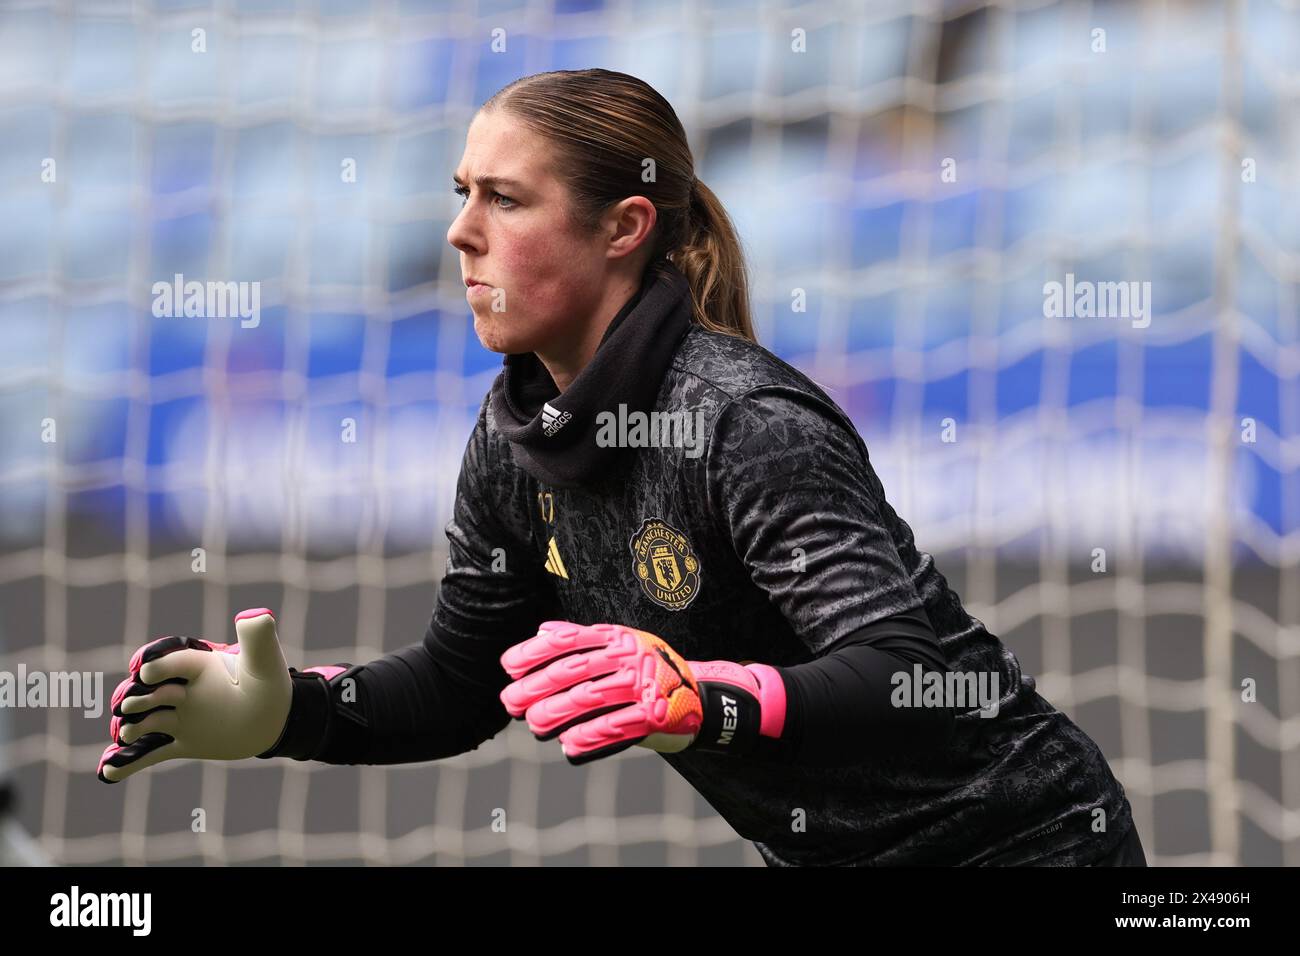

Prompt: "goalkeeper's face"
[447,110,651,359]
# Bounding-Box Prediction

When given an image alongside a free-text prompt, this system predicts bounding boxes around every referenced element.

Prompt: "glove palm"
[98,608,292,783]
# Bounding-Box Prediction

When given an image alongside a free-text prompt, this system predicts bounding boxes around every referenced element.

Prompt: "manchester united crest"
[629,517,701,611]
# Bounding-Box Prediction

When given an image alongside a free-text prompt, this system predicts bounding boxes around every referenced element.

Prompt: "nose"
[447,203,481,256]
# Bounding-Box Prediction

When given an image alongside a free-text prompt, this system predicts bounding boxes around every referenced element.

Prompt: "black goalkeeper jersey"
[266,264,1135,866]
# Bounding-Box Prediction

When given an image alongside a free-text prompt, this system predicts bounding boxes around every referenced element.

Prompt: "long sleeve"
[756,607,956,767]
[705,385,954,765]
[260,617,524,765]
[260,395,556,765]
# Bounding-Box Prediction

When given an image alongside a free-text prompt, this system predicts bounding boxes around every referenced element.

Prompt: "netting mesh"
[0,0,1296,865]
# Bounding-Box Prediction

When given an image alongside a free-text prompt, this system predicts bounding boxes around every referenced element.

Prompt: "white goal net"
[0,0,1295,866]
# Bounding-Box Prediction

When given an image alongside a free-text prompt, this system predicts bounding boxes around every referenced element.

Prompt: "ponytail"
[668,179,755,341]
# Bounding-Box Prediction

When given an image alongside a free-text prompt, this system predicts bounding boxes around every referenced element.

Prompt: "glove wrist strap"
[688,660,788,756]
[257,669,332,761]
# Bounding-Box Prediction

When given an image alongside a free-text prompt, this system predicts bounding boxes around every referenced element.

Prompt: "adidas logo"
[541,401,572,437]
[543,536,568,578]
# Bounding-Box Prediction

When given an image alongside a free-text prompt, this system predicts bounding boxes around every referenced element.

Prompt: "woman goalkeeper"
[99,68,1145,867]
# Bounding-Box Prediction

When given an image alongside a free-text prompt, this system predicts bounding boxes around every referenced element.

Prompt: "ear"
[604,195,657,261]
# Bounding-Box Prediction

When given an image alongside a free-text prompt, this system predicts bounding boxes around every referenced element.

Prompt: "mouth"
[465,277,494,300]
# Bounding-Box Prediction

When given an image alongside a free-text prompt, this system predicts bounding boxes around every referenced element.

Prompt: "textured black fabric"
[447,328,1132,866]
[266,266,1135,866]
[1087,824,1148,867]
[488,259,692,488]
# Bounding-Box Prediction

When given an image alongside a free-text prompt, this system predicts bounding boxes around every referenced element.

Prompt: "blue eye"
[453,186,516,209]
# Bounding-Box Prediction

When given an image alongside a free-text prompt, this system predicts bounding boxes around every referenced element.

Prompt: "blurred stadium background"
[0,0,1296,866]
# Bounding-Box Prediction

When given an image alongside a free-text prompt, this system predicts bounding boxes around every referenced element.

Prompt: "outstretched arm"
[498,607,952,769]
[267,395,555,765]
[261,615,523,765]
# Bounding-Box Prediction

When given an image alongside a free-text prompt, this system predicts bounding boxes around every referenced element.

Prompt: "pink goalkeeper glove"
[499,621,788,765]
